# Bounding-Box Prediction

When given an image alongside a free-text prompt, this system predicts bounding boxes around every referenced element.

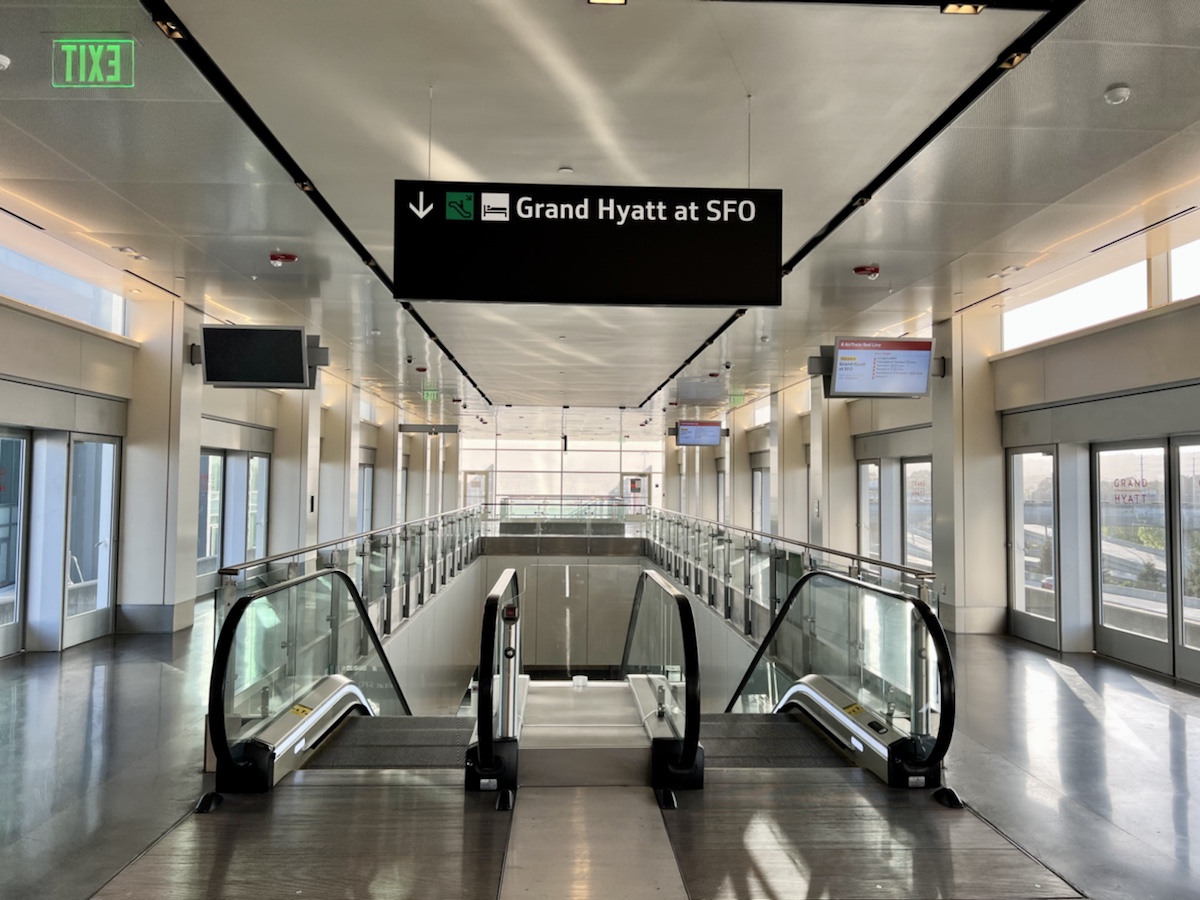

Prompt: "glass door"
[358,463,375,533]
[902,458,933,571]
[1009,448,1058,649]
[1173,439,1200,683]
[246,454,270,562]
[62,436,119,649]
[1094,444,1170,674]
[858,460,881,560]
[198,450,225,576]
[463,470,490,510]
[0,431,30,657]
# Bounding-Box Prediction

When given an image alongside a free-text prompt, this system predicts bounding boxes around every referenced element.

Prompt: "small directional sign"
[394,180,782,307]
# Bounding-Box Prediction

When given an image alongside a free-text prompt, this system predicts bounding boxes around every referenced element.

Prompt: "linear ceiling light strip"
[780,0,1085,275]
[637,309,746,408]
[138,0,491,406]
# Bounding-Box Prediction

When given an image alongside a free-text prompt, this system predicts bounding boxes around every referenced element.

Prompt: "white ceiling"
[2,1,1200,435]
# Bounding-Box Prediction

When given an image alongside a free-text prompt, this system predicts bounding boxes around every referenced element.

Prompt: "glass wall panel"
[1171,237,1200,303]
[562,450,621,472]
[67,440,117,618]
[0,245,125,334]
[497,449,561,471]
[859,461,881,559]
[198,451,224,576]
[246,455,269,561]
[1180,444,1200,651]
[1003,261,1147,351]
[1010,451,1055,620]
[1097,447,1168,641]
[903,459,933,570]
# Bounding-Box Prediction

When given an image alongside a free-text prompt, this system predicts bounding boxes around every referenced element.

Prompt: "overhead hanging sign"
[394,180,782,307]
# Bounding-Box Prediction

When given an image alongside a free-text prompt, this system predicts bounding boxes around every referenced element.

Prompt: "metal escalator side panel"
[774,675,940,788]
[244,675,373,787]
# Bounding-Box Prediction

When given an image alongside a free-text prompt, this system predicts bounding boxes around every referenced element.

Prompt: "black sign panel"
[393,180,782,307]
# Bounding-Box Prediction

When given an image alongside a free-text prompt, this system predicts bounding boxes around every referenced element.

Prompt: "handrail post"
[416,526,426,606]
[743,539,753,636]
[381,535,393,635]
[911,611,931,739]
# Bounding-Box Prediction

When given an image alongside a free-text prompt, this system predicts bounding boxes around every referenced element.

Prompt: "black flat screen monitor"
[202,325,310,388]
[829,336,934,398]
[676,421,722,446]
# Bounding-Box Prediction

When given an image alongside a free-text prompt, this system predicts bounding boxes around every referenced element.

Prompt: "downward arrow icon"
[409,191,434,219]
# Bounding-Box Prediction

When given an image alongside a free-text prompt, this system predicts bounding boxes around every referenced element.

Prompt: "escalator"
[205,565,703,809]
[719,569,956,797]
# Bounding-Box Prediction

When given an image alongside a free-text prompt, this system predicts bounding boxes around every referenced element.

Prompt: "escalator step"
[304,715,475,770]
[699,713,851,769]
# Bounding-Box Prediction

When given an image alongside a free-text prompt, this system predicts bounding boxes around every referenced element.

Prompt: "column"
[116,299,203,632]
[930,309,1007,632]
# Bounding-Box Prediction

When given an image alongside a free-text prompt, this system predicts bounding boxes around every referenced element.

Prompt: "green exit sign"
[422,388,439,403]
[52,39,135,88]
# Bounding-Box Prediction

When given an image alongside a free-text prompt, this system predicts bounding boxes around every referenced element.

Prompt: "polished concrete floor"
[1,613,1199,899]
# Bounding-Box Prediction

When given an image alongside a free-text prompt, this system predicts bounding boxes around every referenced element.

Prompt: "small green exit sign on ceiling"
[52,39,135,88]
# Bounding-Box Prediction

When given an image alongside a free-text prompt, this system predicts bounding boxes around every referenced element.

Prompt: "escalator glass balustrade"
[727,570,955,789]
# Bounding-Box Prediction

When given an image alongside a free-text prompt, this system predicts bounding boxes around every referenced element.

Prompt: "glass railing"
[648,509,937,641]
[215,506,484,636]
[726,570,954,772]
[207,569,409,792]
[482,499,649,538]
[620,569,701,780]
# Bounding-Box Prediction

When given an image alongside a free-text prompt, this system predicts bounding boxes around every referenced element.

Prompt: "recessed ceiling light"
[588,0,627,5]
[1104,83,1132,105]
[941,3,984,13]
[369,329,382,336]
[112,245,135,253]
[132,254,150,261]
[129,288,142,294]
[0,55,11,72]
[558,166,575,175]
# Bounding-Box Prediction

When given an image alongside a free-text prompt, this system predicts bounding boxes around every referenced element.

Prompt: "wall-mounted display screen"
[829,337,934,398]
[676,421,722,446]
[202,325,310,388]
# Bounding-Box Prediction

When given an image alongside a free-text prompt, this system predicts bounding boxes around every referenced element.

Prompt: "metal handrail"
[218,506,482,576]
[475,568,520,774]
[207,569,411,789]
[724,568,955,769]
[650,508,936,581]
[619,569,702,773]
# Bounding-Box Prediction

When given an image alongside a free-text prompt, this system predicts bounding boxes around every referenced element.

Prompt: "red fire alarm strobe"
[269,252,299,266]
[852,264,880,279]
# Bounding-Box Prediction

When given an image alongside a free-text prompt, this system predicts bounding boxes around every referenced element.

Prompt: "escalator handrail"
[723,568,956,769]
[619,569,702,773]
[207,568,412,782]
[475,567,519,773]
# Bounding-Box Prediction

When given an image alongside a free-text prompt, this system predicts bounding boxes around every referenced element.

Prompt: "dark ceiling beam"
[138,0,493,406]
[650,0,1084,410]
